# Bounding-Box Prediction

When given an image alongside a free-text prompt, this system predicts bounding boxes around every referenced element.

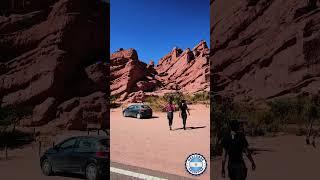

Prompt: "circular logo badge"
[185,153,207,176]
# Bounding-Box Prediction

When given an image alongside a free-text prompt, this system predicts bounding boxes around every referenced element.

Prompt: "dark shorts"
[228,162,247,180]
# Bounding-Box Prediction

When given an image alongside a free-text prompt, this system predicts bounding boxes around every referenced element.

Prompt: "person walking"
[179,100,190,130]
[221,120,256,180]
[165,99,175,131]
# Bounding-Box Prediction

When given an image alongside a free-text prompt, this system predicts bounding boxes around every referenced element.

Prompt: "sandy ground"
[0,130,104,180]
[110,104,211,180]
[211,135,320,180]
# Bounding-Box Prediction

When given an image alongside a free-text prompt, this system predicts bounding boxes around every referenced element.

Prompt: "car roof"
[129,104,150,107]
[67,135,108,140]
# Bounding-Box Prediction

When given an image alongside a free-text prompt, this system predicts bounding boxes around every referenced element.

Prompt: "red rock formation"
[110,48,161,100]
[110,40,210,102]
[211,0,320,102]
[0,0,109,130]
[49,91,108,130]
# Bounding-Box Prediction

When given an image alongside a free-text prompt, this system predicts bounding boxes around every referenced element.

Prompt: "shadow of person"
[172,126,206,131]
[249,147,274,155]
[146,116,159,119]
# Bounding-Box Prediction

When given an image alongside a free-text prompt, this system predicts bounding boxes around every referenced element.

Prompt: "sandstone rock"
[85,62,108,92]
[110,48,161,98]
[125,91,146,103]
[136,80,158,92]
[0,0,108,107]
[0,0,109,130]
[111,48,138,61]
[211,0,320,102]
[110,40,210,101]
[30,97,57,126]
[48,91,108,130]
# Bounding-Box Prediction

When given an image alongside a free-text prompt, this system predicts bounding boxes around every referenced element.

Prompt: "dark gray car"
[40,136,108,180]
[122,104,153,119]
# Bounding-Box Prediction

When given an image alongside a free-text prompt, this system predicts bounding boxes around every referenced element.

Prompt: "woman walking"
[179,100,190,130]
[165,99,175,130]
[221,120,256,180]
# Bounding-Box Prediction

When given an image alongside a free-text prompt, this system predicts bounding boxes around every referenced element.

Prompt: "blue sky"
[110,0,210,64]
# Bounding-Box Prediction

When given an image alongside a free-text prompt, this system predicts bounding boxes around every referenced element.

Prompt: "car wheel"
[136,113,142,119]
[41,159,53,176]
[86,163,99,180]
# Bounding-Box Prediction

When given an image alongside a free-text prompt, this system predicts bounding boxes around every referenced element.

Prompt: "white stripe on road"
[110,167,168,180]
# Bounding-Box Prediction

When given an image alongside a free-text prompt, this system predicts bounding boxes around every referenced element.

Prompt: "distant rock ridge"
[110,40,210,102]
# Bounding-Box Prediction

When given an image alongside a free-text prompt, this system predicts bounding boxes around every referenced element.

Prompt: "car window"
[59,138,77,150]
[141,105,150,109]
[96,139,109,151]
[128,105,134,109]
[77,138,97,152]
[98,139,108,151]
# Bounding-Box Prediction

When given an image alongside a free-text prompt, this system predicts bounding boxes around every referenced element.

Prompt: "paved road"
[110,161,195,180]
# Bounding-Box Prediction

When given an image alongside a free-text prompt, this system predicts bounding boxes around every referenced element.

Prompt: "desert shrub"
[211,94,320,157]
[146,92,210,112]
[163,92,184,105]
[0,130,34,149]
[0,106,33,123]
[0,105,33,132]
[188,91,210,103]
[145,96,167,112]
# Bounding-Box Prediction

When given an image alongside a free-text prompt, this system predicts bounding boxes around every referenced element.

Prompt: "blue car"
[122,104,153,119]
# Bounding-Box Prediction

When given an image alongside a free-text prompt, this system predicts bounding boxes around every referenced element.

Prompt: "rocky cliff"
[110,40,210,102]
[0,0,109,131]
[211,0,320,102]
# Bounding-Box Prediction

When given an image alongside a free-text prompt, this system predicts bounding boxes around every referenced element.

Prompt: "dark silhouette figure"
[165,99,175,131]
[179,100,190,130]
[221,120,256,180]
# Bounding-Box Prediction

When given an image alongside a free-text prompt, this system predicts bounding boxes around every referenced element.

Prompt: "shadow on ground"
[172,126,206,131]
[53,172,85,179]
[53,172,108,179]
[249,147,274,155]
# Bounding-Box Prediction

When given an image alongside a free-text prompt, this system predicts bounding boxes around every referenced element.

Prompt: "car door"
[51,137,77,172]
[73,137,97,173]
[126,105,135,117]
[132,105,139,117]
